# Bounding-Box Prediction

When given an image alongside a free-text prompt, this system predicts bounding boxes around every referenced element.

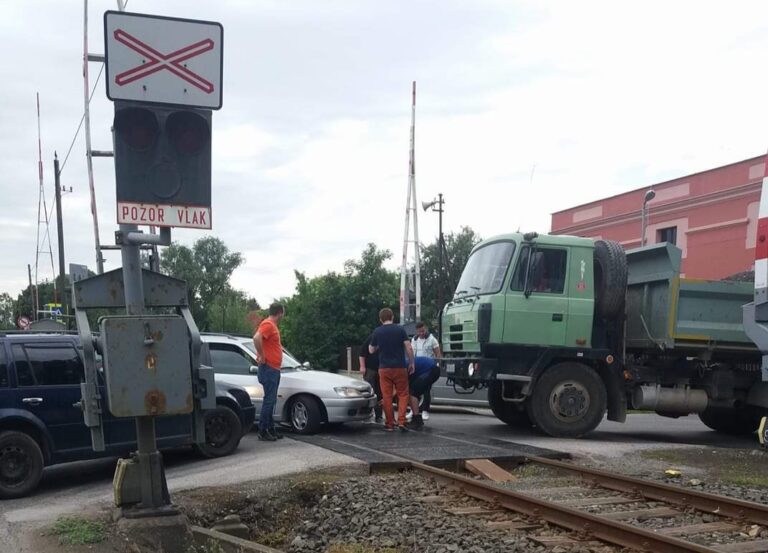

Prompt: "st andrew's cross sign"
[104,11,223,110]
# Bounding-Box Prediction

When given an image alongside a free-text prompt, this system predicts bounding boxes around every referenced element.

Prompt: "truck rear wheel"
[698,406,762,435]
[488,381,531,427]
[594,240,627,320]
[527,362,606,438]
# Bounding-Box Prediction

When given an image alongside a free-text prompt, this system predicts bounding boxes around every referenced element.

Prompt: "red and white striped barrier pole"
[755,156,768,320]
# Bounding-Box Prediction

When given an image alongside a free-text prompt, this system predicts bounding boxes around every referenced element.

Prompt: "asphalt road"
[425,408,759,458]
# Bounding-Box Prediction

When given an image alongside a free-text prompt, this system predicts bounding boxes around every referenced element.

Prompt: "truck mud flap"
[598,365,627,423]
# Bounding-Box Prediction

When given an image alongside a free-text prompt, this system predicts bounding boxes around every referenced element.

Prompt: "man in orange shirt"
[254,303,285,441]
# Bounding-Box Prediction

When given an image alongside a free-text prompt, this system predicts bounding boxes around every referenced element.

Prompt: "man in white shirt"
[411,321,442,419]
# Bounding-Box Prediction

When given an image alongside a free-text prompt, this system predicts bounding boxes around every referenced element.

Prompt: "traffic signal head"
[113,101,211,208]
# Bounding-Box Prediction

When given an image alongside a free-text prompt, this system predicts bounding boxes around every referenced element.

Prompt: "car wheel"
[290,395,323,435]
[0,431,44,499]
[527,362,606,438]
[195,405,242,458]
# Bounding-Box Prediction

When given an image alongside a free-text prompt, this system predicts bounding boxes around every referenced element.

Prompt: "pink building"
[551,156,764,279]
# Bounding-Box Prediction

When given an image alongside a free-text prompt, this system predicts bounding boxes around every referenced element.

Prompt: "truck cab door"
[503,246,570,347]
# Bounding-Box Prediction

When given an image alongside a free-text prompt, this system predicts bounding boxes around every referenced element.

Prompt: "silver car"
[430,376,489,408]
[202,334,376,434]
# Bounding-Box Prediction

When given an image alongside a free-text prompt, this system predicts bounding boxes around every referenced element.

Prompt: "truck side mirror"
[523,248,535,298]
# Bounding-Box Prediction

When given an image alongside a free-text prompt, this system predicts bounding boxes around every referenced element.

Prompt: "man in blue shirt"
[406,357,440,429]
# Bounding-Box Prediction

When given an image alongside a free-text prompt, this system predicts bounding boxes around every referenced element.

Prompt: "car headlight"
[244,385,264,401]
[334,386,368,398]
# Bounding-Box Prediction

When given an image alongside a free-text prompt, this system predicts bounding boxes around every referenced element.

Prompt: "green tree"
[279,244,399,369]
[420,226,481,325]
[160,237,244,331]
[208,289,261,336]
[0,293,16,329]
[14,279,58,320]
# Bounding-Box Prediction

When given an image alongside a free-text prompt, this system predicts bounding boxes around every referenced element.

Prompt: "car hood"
[282,370,368,388]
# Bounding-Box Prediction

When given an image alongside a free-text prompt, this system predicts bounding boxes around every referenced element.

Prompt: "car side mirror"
[249,365,259,374]
[302,361,311,369]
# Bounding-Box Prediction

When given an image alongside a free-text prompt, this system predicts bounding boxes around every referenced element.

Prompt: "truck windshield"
[454,241,516,297]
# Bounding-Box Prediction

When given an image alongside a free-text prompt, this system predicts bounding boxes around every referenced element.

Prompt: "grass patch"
[513,462,549,478]
[328,544,401,553]
[52,516,106,545]
[188,540,225,553]
[727,474,768,487]
[639,449,687,464]
[260,530,288,547]
[639,447,768,488]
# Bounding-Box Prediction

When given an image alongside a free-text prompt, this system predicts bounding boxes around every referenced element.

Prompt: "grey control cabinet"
[101,315,194,417]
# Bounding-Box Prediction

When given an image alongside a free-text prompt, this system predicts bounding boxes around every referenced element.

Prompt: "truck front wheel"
[488,381,531,427]
[527,362,607,438]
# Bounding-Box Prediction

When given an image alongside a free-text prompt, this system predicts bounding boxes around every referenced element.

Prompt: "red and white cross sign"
[105,11,223,109]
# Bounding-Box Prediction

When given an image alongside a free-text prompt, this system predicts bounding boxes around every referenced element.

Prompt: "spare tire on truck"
[593,239,627,320]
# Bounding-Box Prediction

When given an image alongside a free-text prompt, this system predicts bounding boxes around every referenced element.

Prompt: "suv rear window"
[13,343,85,387]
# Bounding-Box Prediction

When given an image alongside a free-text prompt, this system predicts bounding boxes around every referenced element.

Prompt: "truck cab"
[443,232,598,367]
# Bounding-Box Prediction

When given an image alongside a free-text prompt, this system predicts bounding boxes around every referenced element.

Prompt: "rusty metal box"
[100,315,193,417]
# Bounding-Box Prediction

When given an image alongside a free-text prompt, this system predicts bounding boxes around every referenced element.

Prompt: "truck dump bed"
[625,243,756,354]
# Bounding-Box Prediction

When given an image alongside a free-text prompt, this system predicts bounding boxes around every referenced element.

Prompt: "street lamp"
[423,194,447,313]
[641,189,656,247]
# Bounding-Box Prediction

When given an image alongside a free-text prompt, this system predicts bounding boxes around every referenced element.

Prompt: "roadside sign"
[104,11,223,109]
[69,263,89,283]
[17,316,30,330]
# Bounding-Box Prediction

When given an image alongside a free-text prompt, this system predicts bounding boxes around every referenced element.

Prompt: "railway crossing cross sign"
[104,11,223,109]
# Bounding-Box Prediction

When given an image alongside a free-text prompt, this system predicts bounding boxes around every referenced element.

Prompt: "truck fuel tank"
[631,384,708,416]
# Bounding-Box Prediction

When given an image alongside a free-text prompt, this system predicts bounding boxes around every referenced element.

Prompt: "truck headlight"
[334,386,368,398]
[244,385,264,401]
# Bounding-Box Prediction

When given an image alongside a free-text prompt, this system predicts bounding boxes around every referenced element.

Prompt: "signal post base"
[116,512,192,553]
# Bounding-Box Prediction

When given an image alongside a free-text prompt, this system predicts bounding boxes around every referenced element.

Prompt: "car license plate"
[445,363,455,374]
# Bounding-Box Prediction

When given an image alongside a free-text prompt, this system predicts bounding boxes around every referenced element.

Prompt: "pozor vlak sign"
[104,11,223,230]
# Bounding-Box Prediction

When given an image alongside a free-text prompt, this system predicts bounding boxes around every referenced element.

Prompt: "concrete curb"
[191,526,283,553]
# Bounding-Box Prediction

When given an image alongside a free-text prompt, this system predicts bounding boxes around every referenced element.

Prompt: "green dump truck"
[441,232,768,437]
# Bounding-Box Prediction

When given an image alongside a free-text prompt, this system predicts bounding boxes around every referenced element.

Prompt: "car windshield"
[454,241,516,297]
[241,340,305,370]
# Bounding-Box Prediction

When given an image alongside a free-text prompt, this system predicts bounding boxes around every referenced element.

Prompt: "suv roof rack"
[0,330,79,337]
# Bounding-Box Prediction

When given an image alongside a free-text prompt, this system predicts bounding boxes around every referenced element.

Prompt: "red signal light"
[114,108,159,151]
[167,111,209,156]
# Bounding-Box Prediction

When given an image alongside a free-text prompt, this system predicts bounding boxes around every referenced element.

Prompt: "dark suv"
[0,332,255,499]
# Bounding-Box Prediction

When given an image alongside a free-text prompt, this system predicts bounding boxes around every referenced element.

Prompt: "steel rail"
[410,460,720,553]
[528,456,768,526]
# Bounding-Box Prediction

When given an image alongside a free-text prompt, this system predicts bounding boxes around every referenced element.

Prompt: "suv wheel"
[0,431,45,499]
[195,405,242,458]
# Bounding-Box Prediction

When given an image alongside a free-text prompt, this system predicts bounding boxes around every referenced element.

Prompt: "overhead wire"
[59,63,104,175]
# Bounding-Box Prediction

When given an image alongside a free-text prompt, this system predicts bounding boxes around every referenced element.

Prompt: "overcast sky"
[3,0,768,307]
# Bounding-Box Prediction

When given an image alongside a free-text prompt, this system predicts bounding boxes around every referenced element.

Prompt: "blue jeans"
[257,365,281,431]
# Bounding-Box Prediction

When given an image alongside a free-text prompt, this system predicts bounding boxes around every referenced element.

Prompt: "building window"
[657,226,677,245]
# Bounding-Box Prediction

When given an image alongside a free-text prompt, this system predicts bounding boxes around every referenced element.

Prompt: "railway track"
[406,456,768,553]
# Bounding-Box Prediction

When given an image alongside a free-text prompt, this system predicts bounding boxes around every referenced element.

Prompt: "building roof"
[551,154,764,216]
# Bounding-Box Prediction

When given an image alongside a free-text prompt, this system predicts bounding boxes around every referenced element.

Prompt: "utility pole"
[423,194,448,315]
[400,81,421,326]
[54,154,66,307]
[27,264,34,319]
